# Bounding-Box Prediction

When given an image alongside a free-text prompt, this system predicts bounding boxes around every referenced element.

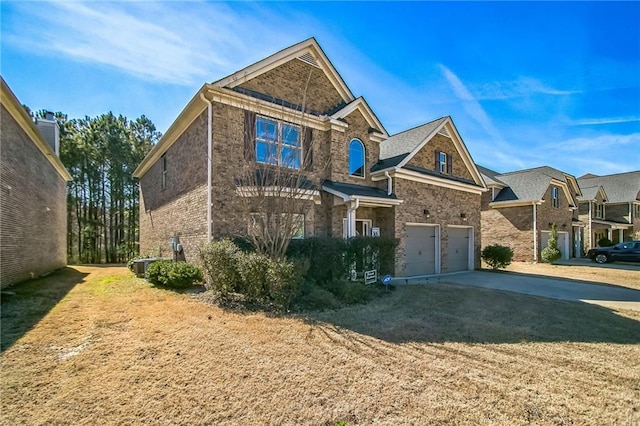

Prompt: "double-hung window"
[594,203,604,219]
[439,152,447,174]
[551,187,559,208]
[255,117,301,169]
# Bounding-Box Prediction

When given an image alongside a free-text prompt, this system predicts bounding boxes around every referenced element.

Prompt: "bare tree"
[233,69,326,261]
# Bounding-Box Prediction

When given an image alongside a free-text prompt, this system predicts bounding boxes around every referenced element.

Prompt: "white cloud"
[438,64,504,143]
[568,116,640,126]
[5,1,292,85]
[473,77,581,100]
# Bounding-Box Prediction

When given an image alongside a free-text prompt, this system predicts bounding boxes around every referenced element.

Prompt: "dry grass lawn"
[503,260,640,290]
[2,265,640,425]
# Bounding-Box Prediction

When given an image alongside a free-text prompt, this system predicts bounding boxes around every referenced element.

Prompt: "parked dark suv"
[587,241,640,264]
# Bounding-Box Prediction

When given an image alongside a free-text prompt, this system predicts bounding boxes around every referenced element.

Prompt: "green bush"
[597,237,613,247]
[267,259,307,310]
[481,244,514,270]
[146,260,203,289]
[287,236,398,285]
[237,252,270,301]
[294,281,341,311]
[541,223,562,264]
[199,239,242,293]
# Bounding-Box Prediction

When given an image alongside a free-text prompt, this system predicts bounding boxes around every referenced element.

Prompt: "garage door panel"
[447,227,471,272]
[405,226,436,276]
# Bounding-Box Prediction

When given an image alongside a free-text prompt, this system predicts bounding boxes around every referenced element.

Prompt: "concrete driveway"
[440,271,640,312]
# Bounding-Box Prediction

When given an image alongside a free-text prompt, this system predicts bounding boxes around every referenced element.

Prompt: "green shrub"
[287,236,398,285]
[199,239,242,293]
[339,280,377,305]
[267,259,307,310]
[294,281,341,311]
[146,260,203,289]
[481,244,514,270]
[541,223,562,264]
[597,237,613,247]
[237,252,270,301]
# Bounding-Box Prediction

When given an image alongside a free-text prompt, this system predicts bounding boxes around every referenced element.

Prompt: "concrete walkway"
[438,270,640,312]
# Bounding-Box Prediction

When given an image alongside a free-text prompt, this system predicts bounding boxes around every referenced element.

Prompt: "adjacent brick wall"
[138,111,208,260]
[481,184,575,262]
[1,105,67,288]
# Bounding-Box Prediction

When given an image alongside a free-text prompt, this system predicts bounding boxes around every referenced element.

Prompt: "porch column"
[346,199,359,238]
[619,228,624,243]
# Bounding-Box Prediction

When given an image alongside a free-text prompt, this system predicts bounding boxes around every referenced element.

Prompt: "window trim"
[551,186,559,208]
[439,152,447,174]
[161,153,167,189]
[255,116,302,170]
[348,139,366,178]
[594,202,604,219]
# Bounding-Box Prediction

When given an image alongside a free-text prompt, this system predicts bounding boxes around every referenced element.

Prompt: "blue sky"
[2,1,639,177]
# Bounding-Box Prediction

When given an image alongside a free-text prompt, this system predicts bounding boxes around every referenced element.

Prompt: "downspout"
[384,171,393,195]
[200,93,213,244]
[532,202,538,262]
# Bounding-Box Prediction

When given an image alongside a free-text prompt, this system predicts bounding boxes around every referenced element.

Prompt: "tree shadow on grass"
[304,284,640,344]
[1,267,88,352]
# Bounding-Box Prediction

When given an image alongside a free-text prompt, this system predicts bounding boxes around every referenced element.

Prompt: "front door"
[343,219,372,238]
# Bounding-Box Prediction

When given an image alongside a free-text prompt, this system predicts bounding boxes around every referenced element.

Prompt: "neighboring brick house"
[577,171,640,251]
[133,38,486,276]
[0,77,71,288]
[479,166,582,262]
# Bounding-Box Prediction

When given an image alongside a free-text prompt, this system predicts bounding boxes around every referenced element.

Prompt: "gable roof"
[372,116,485,189]
[576,185,608,202]
[214,37,354,105]
[477,165,506,187]
[0,77,71,182]
[486,166,578,207]
[322,180,402,207]
[330,96,388,138]
[578,171,640,203]
[135,38,359,178]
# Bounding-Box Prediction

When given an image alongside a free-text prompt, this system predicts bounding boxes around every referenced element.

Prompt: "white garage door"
[541,231,569,260]
[447,227,471,272]
[405,225,437,276]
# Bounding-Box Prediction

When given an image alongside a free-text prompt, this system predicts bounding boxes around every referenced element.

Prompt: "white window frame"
[161,153,167,189]
[255,116,301,170]
[594,203,604,219]
[551,187,559,208]
[348,139,366,178]
[439,152,447,174]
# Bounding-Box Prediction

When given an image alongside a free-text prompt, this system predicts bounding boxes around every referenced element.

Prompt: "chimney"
[35,111,60,157]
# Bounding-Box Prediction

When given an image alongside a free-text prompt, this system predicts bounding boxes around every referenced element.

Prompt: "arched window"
[348,139,365,177]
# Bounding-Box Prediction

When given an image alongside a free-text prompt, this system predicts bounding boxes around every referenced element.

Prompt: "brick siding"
[1,105,67,288]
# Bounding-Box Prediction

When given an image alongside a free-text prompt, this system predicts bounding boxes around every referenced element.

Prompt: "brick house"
[0,77,71,288]
[479,166,582,262]
[133,38,486,276]
[577,171,640,252]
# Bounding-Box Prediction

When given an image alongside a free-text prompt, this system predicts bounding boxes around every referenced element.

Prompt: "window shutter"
[244,110,256,161]
[447,153,453,175]
[434,150,439,172]
[303,127,313,171]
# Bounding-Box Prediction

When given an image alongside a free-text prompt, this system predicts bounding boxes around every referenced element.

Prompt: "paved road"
[438,271,640,312]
